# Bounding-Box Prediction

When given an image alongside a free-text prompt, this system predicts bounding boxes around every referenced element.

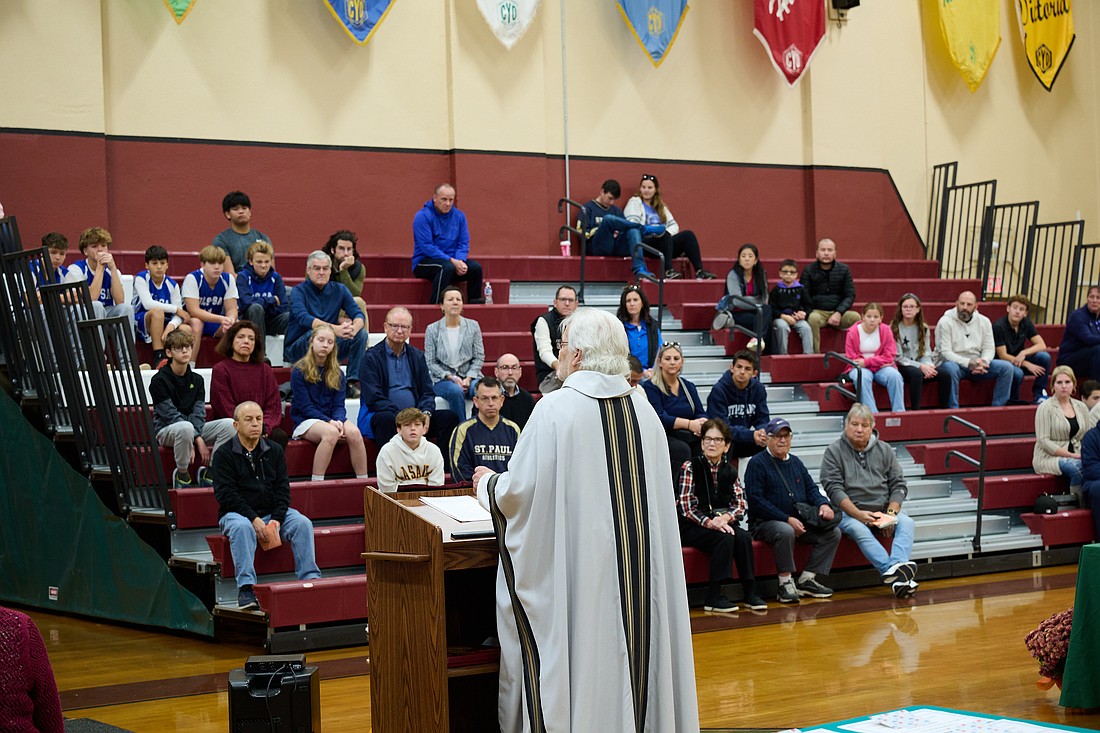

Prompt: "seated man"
[34,232,71,288]
[820,404,918,598]
[746,418,841,604]
[993,294,1049,404]
[450,377,521,483]
[578,179,652,281]
[358,307,460,458]
[412,183,483,304]
[801,238,859,353]
[530,285,578,394]
[491,353,535,428]
[237,241,289,346]
[1058,286,1100,384]
[63,226,135,328]
[182,245,239,365]
[1082,379,1100,417]
[285,251,366,398]
[934,290,1013,408]
[627,354,645,388]
[706,349,769,459]
[211,401,321,611]
[212,190,271,275]
[375,408,446,493]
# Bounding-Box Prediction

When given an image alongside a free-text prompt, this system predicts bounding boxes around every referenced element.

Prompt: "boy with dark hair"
[375,407,446,493]
[34,232,71,287]
[183,245,239,365]
[993,294,1050,404]
[63,226,135,327]
[449,377,521,482]
[769,258,813,355]
[578,179,652,282]
[706,349,770,458]
[133,245,188,368]
[237,240,288,345]
[1082,379,1100,413]
[212,190,271,275]
[150,329,235,488]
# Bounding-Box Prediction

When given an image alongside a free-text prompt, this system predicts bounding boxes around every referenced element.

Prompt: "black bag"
[793,501,841,531]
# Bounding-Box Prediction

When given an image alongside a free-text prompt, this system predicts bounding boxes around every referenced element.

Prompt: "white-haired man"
[473,307,698,732]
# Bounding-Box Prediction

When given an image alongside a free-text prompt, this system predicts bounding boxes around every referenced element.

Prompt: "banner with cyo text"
[616,1,690,67]
[1016,0,1074,91]
[163,0,197,25]
[478,0,542,49]
[938,0,1000,92]
[752,0,825,88]
[324,0,397,45]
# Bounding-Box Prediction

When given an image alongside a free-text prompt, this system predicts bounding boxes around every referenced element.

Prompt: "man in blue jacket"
[412,183,484,304]
[706,350,770,459]
[1058,286,1100,384]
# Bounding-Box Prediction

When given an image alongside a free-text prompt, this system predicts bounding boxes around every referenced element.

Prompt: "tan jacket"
[1033,397,1095,476]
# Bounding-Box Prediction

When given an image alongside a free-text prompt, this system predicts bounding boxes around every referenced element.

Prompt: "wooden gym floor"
[25,564,1100,732]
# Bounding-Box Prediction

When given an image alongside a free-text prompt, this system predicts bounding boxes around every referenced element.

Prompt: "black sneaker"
[664,269,683,280]
[892,580,918,599]
[703,595,738,613]
[696,269,718,280]
[883,561,916,585]
[742,593,768,611]
[238,585,260,610]
[796,577,834,598]
[776,580,801,604]
[345,382,361,399]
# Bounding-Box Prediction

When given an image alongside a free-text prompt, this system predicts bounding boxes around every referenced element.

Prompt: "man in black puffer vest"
[530,284,577,393]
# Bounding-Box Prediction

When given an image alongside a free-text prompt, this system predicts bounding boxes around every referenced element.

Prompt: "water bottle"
[483,281,493,305]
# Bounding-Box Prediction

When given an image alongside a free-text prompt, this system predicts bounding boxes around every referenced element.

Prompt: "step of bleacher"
[1021,509,1096,547]
[206,523,363,578]
[906,437,1036,476]
[912,511,1011,542]
[801,377,1040,413]
[246,574,368,628]
[910,526,1044,560]
[962,474,1061,510]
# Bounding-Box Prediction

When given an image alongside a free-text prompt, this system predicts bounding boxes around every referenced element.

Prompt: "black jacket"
[211,435,290,524]
[800,260,856,314]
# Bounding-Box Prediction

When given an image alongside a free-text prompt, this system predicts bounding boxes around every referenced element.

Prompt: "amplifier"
[245,654,306,674]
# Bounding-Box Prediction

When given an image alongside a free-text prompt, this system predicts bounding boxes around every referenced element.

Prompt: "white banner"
[477,0,542,49]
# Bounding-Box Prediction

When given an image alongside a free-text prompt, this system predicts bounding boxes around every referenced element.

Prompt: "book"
[870,512,898,529]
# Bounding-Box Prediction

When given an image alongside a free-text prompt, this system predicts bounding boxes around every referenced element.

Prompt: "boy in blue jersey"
[237,240,288,345]
[133,245,189,368]
[62,226,135,329]
[449,377,521,483]
[183,245,239,365]
[212,190,271,275]
[33,232,71,288]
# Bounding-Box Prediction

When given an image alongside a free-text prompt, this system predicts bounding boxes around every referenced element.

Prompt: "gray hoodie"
[819,430,908,511]
[934,305,995,367]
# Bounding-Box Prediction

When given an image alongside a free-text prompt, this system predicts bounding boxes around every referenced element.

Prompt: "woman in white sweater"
[890,293,948,410]
[1033,365,1095,496]
[623,174,716,281]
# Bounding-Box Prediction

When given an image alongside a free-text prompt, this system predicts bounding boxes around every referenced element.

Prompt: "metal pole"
[560,0,571,225]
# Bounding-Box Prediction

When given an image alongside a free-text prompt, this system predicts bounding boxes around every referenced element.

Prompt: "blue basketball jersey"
[182,269,236,315]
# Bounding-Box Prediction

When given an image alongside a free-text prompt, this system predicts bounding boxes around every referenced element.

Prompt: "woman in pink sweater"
[210,320,288,446]
[844,302,906,413]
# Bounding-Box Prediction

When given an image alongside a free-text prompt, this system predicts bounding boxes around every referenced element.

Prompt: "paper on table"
[420,495,492,523]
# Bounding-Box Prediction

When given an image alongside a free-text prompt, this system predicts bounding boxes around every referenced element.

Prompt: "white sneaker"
[745,338,764,353]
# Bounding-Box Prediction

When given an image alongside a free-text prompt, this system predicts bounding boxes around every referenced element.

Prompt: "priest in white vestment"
[475,307,699,733]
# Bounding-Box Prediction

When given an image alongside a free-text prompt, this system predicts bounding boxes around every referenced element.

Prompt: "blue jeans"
[218,508,321,588]
[838,511,915,576]
[851,366,906,413]
[938,359,1014,408]
[433,376,481,419]
[284,326,366,382]
[591,215,647,274]
[1059,457,1084,490]
[1004,350,1051,402]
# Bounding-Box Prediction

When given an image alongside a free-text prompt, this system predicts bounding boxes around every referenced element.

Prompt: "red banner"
[753,0,825,88]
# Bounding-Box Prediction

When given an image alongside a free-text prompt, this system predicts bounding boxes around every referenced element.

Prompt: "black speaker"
[833,0,860,9]
[228,664,321,733]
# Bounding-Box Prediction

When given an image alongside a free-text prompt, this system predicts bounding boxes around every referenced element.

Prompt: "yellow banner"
[938,0,1001,92]
[1016,0,1075,91]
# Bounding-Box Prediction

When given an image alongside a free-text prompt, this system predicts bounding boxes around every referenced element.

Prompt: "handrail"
[720,294,765,360]
[943,415,988,552]
[822,351,862,405]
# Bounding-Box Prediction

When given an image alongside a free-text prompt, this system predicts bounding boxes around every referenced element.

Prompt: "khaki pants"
[807,309,860,353]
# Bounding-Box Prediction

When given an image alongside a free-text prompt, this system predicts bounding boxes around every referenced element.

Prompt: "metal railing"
[0,215,21,255]
[943,415,987,553]
[976,201,1039,302]
[934,178,997,279]
[721,294,765,360]
[926,162,957,253]
[1028,221,1084,325]
[1067,243,1100,321]
[822,352,863,406]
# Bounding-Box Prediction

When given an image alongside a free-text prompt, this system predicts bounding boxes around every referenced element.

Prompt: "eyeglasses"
[661,341,681,349]
[559,341,569,350]
[385,322,411,331]
[769,433,792,441]
[641,174,656,182]
[700,436,726,445]
[623,285,642,292]
[497,364,521,371]
[779,269,798,275]
[556,296,577,303]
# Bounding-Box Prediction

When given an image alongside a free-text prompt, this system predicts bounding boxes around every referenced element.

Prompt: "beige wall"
[2,0,1098,243]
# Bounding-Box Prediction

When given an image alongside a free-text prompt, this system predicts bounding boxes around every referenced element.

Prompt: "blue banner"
[617,0,690,67]
[323,0,397,46]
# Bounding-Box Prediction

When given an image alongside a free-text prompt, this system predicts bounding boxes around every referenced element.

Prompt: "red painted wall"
[1,129,924,263]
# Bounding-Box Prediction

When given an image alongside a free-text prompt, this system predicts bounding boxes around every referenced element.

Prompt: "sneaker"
[892,579,918,599]
[703,595,738,613]
[346,382,361,399]
[776,580,801,604]
[237,585,260,610]
[196,466,213,488]
[742,593,768,611]
[796,577,834,598]
[883,561,916,585]
[634,269,658,284]
[745,338,764,353]
[664,269,683,280]
[154,356,170,370]
[172,470,192,489]
[696,269,718,280]
[712,311,733,331]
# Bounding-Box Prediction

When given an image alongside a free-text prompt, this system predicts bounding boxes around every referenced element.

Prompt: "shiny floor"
[27,564,1100,732]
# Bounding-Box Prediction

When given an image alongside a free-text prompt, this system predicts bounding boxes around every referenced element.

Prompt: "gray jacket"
[819,430,908,511]
[424,316,485,382]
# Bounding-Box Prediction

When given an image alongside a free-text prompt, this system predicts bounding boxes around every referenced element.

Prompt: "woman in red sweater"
[210,320,288,446]
[0,607,64,733]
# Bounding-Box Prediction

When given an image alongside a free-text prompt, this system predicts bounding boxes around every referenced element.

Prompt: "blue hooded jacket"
[412,199,470,268]
[706,371,770,446]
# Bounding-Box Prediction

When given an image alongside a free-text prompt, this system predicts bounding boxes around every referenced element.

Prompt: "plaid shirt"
[677,458,747,527]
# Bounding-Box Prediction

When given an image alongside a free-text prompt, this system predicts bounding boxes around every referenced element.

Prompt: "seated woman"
[713,243,772,353]
[291,324,370,482]
[844,302,905,413]
[0,606,64,733]
[676,419,767,613]
[424,285,485,419]
[1033,365,1095,497]
[623,174,717,281]
[617,284,662,379]
[890,293,946,410]
[643,342,707,476]
[210,320,288,448]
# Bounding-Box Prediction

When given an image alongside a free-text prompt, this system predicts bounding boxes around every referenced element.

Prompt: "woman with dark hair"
[424,285,485,418]
[623,174,717,281]
[713,243,772,352]
[210,320,288,447]
[890,293,944,410]
[643,342,707,476]
[321,229,368,320]
[617,284,662,378]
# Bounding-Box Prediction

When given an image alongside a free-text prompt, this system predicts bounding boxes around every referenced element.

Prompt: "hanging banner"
[616,1,690,67]
[323,0,397,45]
[1016,0,1074,91]
[162,0,197,25]
[938,0,1000,92]
[477,0,542,49]
[752,0,825,88]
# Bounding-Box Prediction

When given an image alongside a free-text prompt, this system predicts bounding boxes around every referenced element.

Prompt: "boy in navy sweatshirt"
[706,350,770,459]
[237,240,289,345]
[769,258,813,355]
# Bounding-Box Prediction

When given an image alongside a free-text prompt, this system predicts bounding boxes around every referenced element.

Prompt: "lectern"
[363,486,499,732]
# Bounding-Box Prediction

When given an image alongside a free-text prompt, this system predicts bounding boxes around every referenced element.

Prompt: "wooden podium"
[363,486,500,732]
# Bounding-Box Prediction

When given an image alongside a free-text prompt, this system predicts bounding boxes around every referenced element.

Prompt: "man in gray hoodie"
[820,404,918,598]
[934,290,1013,408]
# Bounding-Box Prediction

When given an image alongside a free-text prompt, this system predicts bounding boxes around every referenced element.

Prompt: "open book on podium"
[362,485,500,732]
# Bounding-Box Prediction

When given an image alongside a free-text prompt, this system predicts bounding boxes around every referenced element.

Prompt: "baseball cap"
[765,418,793,435]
